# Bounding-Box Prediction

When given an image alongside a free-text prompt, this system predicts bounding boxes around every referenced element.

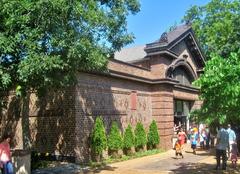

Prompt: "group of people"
[215,124,238,170]
[174,123,238,170]
[174,125,207,158]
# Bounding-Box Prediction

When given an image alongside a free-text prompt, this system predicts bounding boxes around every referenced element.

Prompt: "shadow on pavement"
[185,147,215,157]
[170,162,240,174]
[92,165,118,173]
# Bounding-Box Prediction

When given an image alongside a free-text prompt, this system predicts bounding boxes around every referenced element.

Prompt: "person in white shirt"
[215,124,229,170]
[227,124,236,158]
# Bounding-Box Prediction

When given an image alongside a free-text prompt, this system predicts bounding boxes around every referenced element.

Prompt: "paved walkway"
[32,144,240,174]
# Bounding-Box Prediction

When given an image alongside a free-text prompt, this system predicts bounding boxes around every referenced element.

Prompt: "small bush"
[134,122,147,149]
[91,117,107,155]
[108,121,122,151]
[147,120,160,149]
[123,124,135,149]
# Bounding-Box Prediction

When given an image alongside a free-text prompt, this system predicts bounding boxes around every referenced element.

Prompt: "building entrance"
[174,100,193,132]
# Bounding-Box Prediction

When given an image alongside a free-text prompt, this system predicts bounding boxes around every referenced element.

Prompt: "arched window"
[173,66,194,85]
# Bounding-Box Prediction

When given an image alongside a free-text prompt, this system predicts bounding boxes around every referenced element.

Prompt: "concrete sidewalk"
[33,144,240,174]
[97,144,239,174]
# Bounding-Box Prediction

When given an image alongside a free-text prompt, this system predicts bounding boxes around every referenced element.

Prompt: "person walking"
[190,129,198,154]
[199,129,206,149]
[227,124,236,158]
[177,127,187,158]
[0,133,14,174]
[230,142,238,168]
[205,126,210,149]
[215,124,229,170]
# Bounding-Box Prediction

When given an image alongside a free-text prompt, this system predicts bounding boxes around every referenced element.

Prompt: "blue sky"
[126,0,210,47]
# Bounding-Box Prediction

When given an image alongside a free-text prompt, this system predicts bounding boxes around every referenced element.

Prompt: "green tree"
[91,117,107,155]
[108,121,123,151]
[134,122,147,149]
[183,0,240,59]
[147,120,159,149]
[193,53,240,125]
[0,0,140,149]
[183,0,240,125]
[123,124,134,150]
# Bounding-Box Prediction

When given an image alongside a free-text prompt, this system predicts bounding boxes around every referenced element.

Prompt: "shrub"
[134,122,147,149]
[147,120,160,149]
[91,117,107,155]
[123,124,135,149]
[108,121,123,151]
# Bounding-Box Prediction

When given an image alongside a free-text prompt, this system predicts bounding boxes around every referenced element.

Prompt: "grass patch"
[89,148,165,168]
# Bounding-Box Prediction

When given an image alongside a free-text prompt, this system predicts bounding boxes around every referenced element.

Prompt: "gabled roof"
[114,45,147,62]
[145,24,205,68]
[152,25,191,47]
[114,24,205,67]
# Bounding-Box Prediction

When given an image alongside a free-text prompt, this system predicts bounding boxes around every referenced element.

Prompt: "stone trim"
[174,84,199,93]
[151,94,173,97]
[165,58,197,80]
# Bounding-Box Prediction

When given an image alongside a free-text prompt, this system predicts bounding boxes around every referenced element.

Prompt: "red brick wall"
[150,55,172,79]
[151,85,174,150]
[0,90,77,157]
[28,89,76,157]
[75,72,152,162]
[0,92,23,149]
[133,60,150,69]
[173,88,199,101]
[0,52,202,162]
[108,60,152,79]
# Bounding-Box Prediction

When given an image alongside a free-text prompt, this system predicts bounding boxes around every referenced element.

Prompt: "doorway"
[174,100,193,132]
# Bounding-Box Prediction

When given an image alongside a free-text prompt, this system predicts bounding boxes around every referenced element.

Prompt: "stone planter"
[11,149,31,174]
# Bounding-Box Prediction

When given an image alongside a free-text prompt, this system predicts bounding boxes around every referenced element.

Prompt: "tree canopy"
[183,0,240,125]
[193,53,240,124]
[0,0,140,149]
[0,0,140,93]
[183,0,240,59]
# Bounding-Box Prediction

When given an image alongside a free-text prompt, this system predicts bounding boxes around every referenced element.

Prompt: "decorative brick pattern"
[0,37,203,162]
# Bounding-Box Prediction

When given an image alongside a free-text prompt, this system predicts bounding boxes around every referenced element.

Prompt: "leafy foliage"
[147,120,159,148]
[108,121,123,151]
[0,0,140,93]
[193,53,240,124]
[0,0,140,150]
[183,0,240,59]
[91,117,107,155]
[123,124,135,149]
[134,122,147,148]
[183,0,240,125]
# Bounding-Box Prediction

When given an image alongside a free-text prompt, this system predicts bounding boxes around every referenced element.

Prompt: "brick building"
[0,25,204,162]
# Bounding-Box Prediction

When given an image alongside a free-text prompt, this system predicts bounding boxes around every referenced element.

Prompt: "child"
[175,140,183,158]
[191,129,198,155]
[199,129,206,149]
[230,142,238,168]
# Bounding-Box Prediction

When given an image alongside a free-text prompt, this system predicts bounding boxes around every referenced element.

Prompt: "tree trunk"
[21,93,31,150]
